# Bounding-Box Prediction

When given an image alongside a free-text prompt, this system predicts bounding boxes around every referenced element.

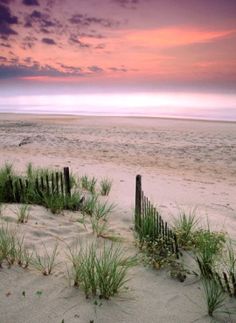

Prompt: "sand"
[0,113,236,323]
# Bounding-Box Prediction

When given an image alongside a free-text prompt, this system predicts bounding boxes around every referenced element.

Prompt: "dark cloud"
[95,43,106,49]
[22,0,39,6]
[69,35,90,48]
[113,0,139,9]
[0,0,11,4]
[0,4,18,36]
[79,32,105,39]
[0,63,64,78]
[25,10,60,29]
[0,62,90,78]
[60,64,84,75]
[42,37,56,45]
[88,65,104,73]
[0,56,7,62]
[22,35,37,49]
[69,14,119,28]
[109,66,127,72]
[0,42,11,47]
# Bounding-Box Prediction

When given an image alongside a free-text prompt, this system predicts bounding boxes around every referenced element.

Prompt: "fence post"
[135,175,142,230]
[64,167,71,196]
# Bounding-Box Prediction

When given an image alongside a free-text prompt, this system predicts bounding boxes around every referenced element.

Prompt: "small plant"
[42,193,64,214]
[31,243,59,275]
[0,225,17,267]
[15,237,33,268]
[94,200,115,219]
[223,240,236,276]
[201,277,229,317]
[16,204,30,224]
[82,194,99,216]
[194,228,226,277]
[81,175,97,194]
[68,242,136,299]
[100,178,112,196]
[90,215,108,237]
[173,208,199,248]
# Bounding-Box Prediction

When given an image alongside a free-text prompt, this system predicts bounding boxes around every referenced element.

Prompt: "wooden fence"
[4,166,71,204]
[135,174,180,259]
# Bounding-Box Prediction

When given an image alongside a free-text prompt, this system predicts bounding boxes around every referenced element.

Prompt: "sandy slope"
[0,114,236,323]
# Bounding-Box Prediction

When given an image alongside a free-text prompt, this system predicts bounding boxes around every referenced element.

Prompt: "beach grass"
[69,241,136,299]
[173,208,199,248]
[100,178,112,196]
[31,243,59,275]
[16,204,30,224]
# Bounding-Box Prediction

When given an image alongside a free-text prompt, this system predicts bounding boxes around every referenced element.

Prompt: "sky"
[0,0,236,119]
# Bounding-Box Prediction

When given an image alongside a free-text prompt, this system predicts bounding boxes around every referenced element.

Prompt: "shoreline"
[1,111,236,124]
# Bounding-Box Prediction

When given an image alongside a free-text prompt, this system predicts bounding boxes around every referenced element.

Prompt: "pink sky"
[0,0,235,92]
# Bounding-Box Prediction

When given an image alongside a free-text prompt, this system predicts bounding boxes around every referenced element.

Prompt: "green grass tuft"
[100,178,112,196]
[68,242,136,299]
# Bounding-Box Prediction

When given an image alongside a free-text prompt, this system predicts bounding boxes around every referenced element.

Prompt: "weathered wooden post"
[64,167,71,196]
[135,174,142,231]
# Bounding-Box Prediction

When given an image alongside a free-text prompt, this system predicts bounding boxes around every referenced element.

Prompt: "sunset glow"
[0,0,236,119]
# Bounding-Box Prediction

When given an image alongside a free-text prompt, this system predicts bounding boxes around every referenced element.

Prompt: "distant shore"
[1,111,236,123]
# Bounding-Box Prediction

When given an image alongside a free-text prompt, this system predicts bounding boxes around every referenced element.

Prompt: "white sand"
[0,114,236,323]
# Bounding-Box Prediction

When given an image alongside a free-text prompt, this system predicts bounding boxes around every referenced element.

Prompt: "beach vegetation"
[81,194,99,216]
[173,208,199,248]
[0,224,17,267]
[31,243,59,275]
[100,178,112,196]
[68,242,136,299]
[194,228,226,278]
[80,175,97,194]
[16,204,30,223]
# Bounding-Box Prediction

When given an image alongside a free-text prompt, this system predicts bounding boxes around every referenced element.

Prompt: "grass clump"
[16,204,30,224]
[194,228,226,278]
[173,208,199,248]
[31,243,59,275]
[135,208,177,269]
[82,194,99,216]
[80,175,97,194]
[202,277,228,317]
[0,225,17,267]
[100,178,112,196]
[69,242,136,299]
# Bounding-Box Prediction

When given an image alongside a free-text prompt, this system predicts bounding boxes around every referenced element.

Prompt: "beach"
[0,113,236,323]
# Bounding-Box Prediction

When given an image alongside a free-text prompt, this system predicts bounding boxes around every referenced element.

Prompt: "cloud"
[69,35,90,48]
[0,63,65,78]
[124,27,236,49]
[0,42,11,47]
[60,63,83,75]
[22,35,37,49]
[87,65,104,73]
[22,0,39,6]
[0,4,18,36]
[109,66,128,72]
[42,37,56,45]
[113,0,139,8]
[25,10,60,29]
[0,56,7,62]
[69,14,119,28]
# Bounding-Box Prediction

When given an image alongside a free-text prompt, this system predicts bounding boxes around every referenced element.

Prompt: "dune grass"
[194,228,226,278]
[31,243,59,275]
[0,224,17,267]
[100,178,112,196]
[80,175,97,194]
[16,204,30,224]
[201,277,228,317]
[68,242,136,299]
[172,208,199,248]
